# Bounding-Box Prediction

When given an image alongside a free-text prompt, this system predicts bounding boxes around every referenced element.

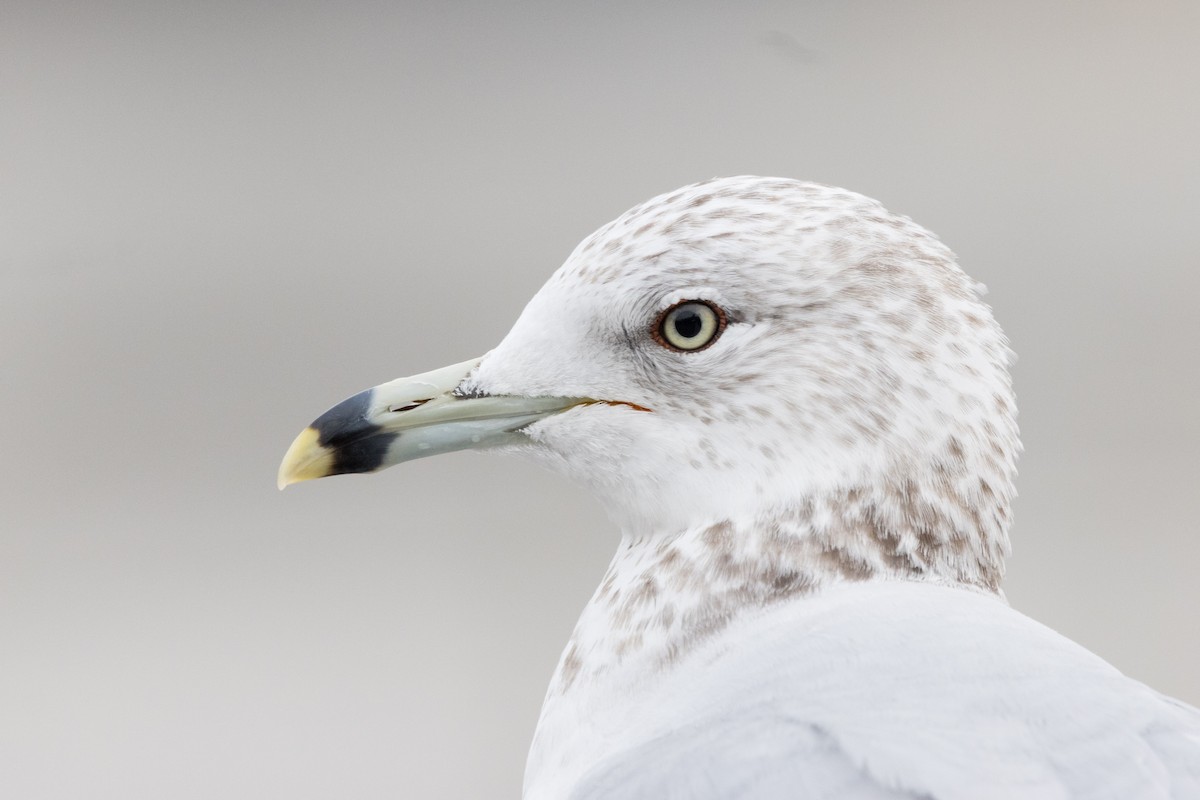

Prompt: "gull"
[278,177,1200,799]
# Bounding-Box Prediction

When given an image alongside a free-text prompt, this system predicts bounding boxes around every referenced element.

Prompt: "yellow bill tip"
[277,426,335,490]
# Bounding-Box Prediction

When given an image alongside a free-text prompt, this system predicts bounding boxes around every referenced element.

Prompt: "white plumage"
[474,178,1200,798]
[545,581,1200,799]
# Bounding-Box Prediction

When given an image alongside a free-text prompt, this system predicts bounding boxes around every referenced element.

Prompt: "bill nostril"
[388,398,432,414]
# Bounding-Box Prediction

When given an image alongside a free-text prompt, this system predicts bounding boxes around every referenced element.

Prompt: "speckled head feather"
[465,176,1018,598]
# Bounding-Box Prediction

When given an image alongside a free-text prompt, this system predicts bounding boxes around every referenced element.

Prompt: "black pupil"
[673,308,704,339]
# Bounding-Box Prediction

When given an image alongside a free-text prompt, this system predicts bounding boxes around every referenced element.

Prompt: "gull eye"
[653,301,726,352]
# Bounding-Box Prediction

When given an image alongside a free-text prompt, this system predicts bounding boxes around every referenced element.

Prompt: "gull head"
[280,177,1019,588]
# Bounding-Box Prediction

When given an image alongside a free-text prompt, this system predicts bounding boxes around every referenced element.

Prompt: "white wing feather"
[565,582,1200,799]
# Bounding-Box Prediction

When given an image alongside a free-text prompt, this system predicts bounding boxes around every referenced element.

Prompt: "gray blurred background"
[3,2,1198,797]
